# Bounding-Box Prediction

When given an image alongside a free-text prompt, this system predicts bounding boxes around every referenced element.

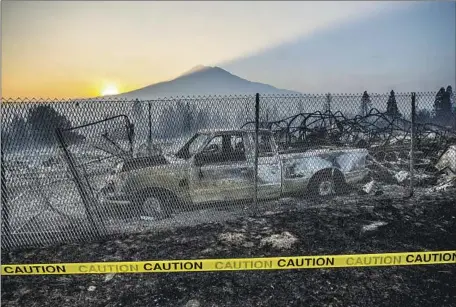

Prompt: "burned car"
[99,129,369,219]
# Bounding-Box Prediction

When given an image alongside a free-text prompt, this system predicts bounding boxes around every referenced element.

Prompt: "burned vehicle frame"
[94,126,369,220]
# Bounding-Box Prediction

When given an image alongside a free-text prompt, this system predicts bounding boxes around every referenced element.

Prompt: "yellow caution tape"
[2,250,455,276]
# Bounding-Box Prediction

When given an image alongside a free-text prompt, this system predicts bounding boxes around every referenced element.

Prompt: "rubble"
[361,180,382,195]
[394,171,409,184]
[185,299,201,307]
[218,232,246,246]
[104,273,116,282]
[435,145,456,174]
[259,231,298,250]
[433,181,455,192]
[421,145,456,193]
[87,286,96,292]
[427,176,456,193]
[361,221,388,233]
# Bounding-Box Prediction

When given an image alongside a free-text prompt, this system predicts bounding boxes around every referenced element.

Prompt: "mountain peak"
[179,65,213,77]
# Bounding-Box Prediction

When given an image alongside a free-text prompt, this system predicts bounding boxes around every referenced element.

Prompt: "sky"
[223,1,456,94]
[1,1,455,98]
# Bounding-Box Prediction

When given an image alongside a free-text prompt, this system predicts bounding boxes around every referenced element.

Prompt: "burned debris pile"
[241,109,456,191]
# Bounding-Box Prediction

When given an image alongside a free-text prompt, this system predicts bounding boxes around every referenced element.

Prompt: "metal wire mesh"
[1,91,455,250]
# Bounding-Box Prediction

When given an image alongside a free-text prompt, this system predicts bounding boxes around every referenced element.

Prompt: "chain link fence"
[1,91,455,250]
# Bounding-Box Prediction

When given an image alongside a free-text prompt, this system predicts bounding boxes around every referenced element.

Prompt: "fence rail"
[1,91,455,250]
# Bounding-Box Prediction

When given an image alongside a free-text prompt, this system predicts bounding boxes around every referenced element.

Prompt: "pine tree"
[182,101,193,133]
[433,87,447,125]
[195,108,208,131]
[158,104,178,138]
[27,105,83,146]
[132,99,142,123]
[270,104,279,122]
[445,85,454,113]
[2,115,29,151]
[386,90,400,118]
[443,85,455,127]
[359,91,372,116]
[416,109,432,124]
[132,99,145,142]
[447,86,456,130]
[260,105,277,123]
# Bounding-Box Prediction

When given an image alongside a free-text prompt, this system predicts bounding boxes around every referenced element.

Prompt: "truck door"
[252,131,282,200]
[189,132,254,204]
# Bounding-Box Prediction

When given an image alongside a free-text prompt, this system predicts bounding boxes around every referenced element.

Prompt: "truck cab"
[182,129,282,204]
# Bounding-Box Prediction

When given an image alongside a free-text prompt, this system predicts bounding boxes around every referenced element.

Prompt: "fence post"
[55,128,103,237]
[148,101,152,155]
[409,92,416,197]
[1,149,11,250]
[253,93,260,212]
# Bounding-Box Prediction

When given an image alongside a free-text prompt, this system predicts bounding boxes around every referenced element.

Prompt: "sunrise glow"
[101,85,119,96]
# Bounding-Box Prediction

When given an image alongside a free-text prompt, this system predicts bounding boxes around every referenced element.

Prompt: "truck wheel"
[308,170,344,198]
[142,195,172,220]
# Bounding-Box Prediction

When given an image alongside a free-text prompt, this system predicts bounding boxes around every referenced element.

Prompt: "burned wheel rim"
[142,197,163,218]
[308,170,343,198]
[318,179,335,196]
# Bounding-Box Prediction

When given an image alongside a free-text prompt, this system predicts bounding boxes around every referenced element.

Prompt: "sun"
[101,85,119,96]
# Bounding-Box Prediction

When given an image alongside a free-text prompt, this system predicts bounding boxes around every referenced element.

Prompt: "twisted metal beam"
[240,109,456,159]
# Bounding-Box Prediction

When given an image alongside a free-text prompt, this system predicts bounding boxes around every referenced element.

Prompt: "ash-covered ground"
[2,182,455,307]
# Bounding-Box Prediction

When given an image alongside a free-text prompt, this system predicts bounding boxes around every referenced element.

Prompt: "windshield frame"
[174,133,210,160]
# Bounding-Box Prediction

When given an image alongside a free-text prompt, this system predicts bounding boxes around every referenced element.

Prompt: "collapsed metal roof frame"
[240,109,456,158]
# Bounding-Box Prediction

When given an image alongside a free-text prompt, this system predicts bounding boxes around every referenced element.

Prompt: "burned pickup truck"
[99,129,369,219]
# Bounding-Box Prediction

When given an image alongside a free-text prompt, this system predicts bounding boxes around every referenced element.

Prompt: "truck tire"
[308,169,345,198]
[141,192,173,220]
